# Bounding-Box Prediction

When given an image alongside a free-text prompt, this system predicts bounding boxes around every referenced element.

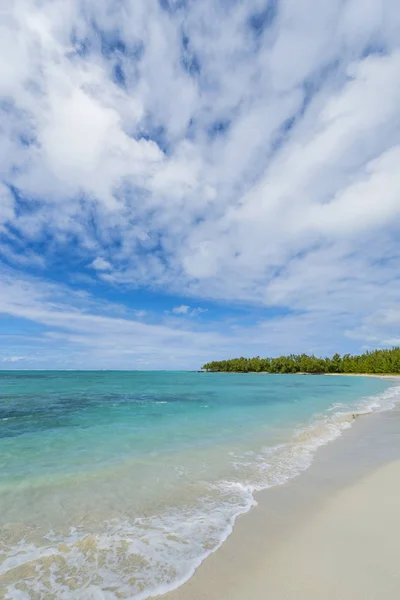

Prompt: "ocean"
[1,371,399,599]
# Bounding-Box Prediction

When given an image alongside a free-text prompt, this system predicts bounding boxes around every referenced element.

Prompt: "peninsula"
[202,347,400,374]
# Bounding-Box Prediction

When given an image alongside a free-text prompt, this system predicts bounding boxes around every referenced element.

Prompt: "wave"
[2,385,400,600]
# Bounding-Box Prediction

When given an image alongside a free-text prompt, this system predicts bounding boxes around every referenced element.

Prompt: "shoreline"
[159,399,400,600]
[202,371,400,377]
[2,374,398,599]
[324,373,400,378]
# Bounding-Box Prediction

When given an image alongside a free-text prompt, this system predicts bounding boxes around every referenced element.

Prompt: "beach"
[3,1,399,597]
[1,372,399,599]
[162,405,400,600]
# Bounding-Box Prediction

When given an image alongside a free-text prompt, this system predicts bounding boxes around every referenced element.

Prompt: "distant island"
[202,347,400,374]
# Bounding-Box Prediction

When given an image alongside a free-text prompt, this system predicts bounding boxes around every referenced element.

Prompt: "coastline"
[2,373,399,599]
[201,372,400,377]
[324,373,400,378]
[160,402,400,600]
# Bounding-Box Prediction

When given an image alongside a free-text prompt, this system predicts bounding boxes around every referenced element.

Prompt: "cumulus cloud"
[172,305,190,315]
[171,305,208,316]
[90,257,112,271]
[0,0,399,365]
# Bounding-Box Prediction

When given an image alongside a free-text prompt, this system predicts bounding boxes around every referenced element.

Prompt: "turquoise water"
[1,371,399,599]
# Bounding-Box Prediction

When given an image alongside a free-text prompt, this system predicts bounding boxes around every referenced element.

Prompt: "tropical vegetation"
[202,348,400,374]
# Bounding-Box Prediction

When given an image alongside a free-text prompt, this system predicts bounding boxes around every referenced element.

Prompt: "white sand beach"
[161,406,400,600]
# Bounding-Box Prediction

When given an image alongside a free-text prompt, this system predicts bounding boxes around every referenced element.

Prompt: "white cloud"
[172,305,190,315]
[90,257,112,271]
[190,307,208,317]
[0,267,232,368]
[1,355,29,363]
[0,0,399,363]
[0,183,14,228]
[171,305,208,317]
[0,264,398,369]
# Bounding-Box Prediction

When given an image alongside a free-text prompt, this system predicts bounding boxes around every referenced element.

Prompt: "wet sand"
[160,405,400,600]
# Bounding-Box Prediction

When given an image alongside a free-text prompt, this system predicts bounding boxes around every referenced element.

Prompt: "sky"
[0,0,400,369]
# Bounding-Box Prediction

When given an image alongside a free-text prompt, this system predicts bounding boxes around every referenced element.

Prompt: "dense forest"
[202,348,400,374]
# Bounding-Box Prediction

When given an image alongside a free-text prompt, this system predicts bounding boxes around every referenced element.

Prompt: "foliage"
[202,348,400,374]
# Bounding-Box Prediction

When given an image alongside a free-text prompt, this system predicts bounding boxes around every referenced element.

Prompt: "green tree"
[202,347,400,375]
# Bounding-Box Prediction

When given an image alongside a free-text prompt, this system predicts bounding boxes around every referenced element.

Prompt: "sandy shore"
[161,406,400,600]
[325,373,400,379]
[233,461,400,600]
[266,460,400,599]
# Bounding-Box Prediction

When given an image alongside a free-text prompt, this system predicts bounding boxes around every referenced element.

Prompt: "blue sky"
[0,0,400,369]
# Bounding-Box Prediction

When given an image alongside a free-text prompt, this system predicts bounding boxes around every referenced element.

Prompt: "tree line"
[202,348,400,374]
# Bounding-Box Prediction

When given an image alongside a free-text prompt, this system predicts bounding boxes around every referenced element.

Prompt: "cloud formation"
[172,305,191,315]
[171,305,207,316]
[0,0,399,366]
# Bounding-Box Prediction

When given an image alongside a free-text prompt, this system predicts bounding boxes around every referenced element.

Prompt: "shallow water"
[0,371,399,599]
